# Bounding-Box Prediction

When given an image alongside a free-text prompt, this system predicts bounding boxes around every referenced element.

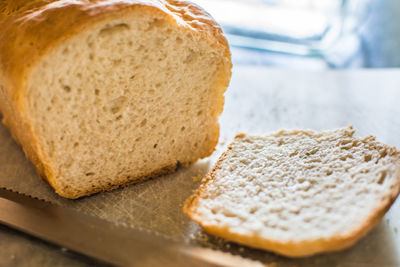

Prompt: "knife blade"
[0,188,261,267]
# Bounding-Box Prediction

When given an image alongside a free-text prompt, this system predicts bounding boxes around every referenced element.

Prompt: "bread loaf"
[184,126,400,257]
[0,0,231,198]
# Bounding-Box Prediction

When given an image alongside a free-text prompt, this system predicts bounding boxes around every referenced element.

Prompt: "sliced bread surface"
[0,0,231,198]
[184,126,400,257]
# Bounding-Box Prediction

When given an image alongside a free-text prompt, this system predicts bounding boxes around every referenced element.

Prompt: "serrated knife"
[0,188,261,267]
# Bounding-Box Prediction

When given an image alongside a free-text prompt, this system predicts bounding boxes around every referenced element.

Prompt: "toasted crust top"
[0,0,230,101]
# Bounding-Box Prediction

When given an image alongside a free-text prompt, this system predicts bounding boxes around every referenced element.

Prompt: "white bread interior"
[21,9,230,198]
[184,126,400,257]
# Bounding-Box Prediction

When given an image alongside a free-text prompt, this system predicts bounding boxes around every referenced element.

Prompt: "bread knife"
[0,188,260,267]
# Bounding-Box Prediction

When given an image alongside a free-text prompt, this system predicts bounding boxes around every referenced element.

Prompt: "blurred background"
[192,0,399,69]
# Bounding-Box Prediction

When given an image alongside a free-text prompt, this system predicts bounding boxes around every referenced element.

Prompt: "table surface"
[1,66,399,266]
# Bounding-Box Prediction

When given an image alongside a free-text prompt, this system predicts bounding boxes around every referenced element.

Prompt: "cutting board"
[1,67,400,266]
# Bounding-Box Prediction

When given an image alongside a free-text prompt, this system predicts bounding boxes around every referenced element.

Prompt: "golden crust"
[0,0,229,101]
[59,161,178,199]
[183,132,400,257]
[0,0,231,198]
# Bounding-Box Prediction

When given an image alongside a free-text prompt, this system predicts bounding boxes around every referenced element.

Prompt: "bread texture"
[0,0,231,198]
[184,126,400,257]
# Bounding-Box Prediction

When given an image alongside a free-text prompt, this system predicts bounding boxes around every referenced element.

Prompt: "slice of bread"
[184,126,400,257]
[0,0,231,198]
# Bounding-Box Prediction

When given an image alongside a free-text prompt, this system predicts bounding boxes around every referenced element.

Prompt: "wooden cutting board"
[1,67,399,266]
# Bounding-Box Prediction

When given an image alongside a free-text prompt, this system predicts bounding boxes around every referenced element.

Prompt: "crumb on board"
[192,175,202,182]
[196,232,209,242]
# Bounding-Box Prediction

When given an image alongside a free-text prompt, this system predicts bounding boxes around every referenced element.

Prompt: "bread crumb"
[192,175,202,182]
[196,232,209,242]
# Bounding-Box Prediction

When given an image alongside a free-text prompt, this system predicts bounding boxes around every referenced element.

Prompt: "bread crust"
[184,129,400,257]
[58,161,178,199]
[0,0,231,198]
